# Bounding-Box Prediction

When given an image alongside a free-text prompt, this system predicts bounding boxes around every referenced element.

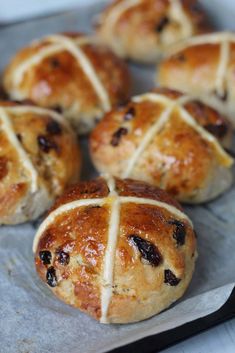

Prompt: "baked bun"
[95,0,211,64]
[34,176,197,324]
[0,101,80,225]
[158,32,235,127]
[90,88,233,203]
[3,33,131,135]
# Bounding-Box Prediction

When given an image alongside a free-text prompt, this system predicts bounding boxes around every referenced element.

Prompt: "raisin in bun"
[34,176,197,324]
[95,0,211,64]
[0,101,80,225]
[3,33,130,135]
[158,32,235,127]
[90,88,233,204]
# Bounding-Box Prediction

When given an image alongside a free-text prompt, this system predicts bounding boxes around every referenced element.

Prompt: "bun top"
[96,0,212,62]
[3,33,130,134]
[158,32,235,122]
[34,176,196,323]
[90,88,233,203]
[0,101,80,223]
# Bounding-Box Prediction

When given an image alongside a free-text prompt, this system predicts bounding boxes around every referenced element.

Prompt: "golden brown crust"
[51,178,110,211]
[34,177,196,323]
[158,34,235,126]
[96,0,212,63]
[3,33,131,135]
[0,101,81,224]
[90,88,233,203]
[159,43,221,95]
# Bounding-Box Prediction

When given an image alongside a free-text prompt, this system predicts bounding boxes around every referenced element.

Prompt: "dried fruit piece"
[46,120,62,135]
[37,135,58,153]
[50,58,60,68]
[56,249,70,265]
[46,266,57,287]
[168,220,186,246]
[129,235,162,266]
[155,17,169,33]
[124,107,135,121]
[164,269,181,286]
[110,127,128,147]
[204,122,228,139]
[39,250,52,265]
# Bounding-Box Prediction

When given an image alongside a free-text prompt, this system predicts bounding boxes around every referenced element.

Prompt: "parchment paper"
[0,2,234,353]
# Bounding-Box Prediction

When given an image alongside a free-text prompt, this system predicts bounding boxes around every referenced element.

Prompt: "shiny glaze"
[0,101,80,224]
[3,33,131,134]
[90,88,233,203]
[35,177,196,323]
[96,0,211,63]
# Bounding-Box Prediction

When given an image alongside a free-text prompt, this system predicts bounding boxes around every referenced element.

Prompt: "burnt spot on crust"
[164,269,181,286]
[0,156,8,180]
[56,249,70,265]
[204,122,228,139]
[155,17,169,33]
[168,220,186,246]
[50,58,60,68]
[39,250,52,265]
[46,120,62,135]
[129,235,162,267]
[110,127,128,147]
[46,266,57,287]
[124,107,136,121]
[37,135,59,153]
[214,89,228,102]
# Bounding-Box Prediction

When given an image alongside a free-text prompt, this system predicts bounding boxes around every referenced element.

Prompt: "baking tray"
[0,2,234,353]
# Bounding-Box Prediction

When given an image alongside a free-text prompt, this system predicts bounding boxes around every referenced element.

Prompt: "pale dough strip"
[4,105,68,127]
[123,93,233,178]
[0,107,38,193]
[32,198,105,253]
[215,40,230,99]
[12,35,111,111]
[100,175,121,323]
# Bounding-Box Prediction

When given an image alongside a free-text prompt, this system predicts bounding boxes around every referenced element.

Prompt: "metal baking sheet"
[0,2,234,353]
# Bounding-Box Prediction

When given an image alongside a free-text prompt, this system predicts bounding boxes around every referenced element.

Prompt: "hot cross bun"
[0,101,80,224]
[158,32,235,127]
[3,33,131,134]
[34,176,197,324]
[96,0,211,63]
[90,88,233,203]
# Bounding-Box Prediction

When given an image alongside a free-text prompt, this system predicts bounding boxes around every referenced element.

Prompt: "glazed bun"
[0,101,80,225]
[96,0,211,64]
[90,88,233,203]
[158,32,235,127]
[34,176,197,324]
[3,33,131,135]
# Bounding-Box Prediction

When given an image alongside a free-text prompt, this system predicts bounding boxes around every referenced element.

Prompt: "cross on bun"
[34,176,197,324]
[158,32,235,127]
[0,101,80,224]
[90,88,233,203]
[95,0,212,63]
[3,33,131,135]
